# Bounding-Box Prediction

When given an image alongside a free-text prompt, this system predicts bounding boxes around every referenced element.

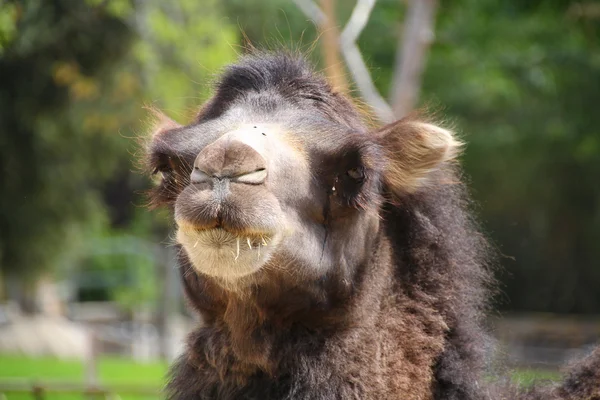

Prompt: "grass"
[0,355,562,399]
[0,355,168,400]
[511,368,561,387]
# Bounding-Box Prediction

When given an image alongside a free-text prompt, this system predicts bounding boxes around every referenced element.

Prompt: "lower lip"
[181,226,271,246]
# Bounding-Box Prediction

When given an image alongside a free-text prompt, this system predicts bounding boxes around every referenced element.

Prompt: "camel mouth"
[179,226,274,250]
[175,223,281,280]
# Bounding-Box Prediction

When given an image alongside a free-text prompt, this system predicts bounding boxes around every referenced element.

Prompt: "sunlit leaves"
[0,2,18,54]
[135,0,237,117]
[0,0,237,304]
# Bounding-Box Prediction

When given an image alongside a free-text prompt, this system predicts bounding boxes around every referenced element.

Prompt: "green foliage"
[134,0,238,116]
[222,0,314,48]
[0,0,237,309]
[0,0,133,285]
[0,2,18,54]
[422,0,600,313]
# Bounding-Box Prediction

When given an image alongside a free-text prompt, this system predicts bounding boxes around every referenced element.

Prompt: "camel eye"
[347,167,365,181]
[151,166,171,185]
[152,164,170,176]
[160,170,172,181]
[151,154,179,184]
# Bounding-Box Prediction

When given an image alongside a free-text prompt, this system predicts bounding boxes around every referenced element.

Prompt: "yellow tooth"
[235,238,240,260]
[247,237,252,249]
[193,240,199,248]
[261,236,267,246]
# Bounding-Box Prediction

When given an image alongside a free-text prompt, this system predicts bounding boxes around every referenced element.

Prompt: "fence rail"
[0,379,161,399]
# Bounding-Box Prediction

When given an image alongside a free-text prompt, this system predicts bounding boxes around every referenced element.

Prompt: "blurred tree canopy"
[0,0,237,308]
[0,0,133,287]
[0,0,598,314]
[423,0,600,314]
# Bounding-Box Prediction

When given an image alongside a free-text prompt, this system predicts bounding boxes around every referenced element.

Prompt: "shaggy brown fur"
[144,52,600,400]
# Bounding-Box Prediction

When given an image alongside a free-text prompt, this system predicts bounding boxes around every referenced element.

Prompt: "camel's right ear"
[374,118,462,196]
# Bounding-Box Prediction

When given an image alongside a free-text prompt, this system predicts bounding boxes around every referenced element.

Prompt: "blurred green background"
[0,0,598,396]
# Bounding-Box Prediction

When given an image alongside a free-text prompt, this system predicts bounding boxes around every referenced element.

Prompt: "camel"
[144,52,600,399]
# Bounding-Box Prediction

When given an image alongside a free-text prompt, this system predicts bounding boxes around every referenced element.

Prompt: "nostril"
[232,168,267,185]
[190,168,211,184]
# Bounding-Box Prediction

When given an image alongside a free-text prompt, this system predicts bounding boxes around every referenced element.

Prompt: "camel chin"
[176,225,279,280]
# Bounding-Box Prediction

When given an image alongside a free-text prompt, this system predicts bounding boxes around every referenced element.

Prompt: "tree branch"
[340,0,376,45]
[292,0,326,24]
[293,0,395,123]
[342,43,395,122]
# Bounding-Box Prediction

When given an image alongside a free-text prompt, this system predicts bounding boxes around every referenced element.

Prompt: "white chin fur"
[176,227,278,280]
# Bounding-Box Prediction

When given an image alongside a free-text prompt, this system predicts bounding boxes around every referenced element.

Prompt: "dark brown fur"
[144,52,600,400]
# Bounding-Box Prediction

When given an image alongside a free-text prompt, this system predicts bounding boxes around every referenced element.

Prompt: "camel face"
[146,53,458,289]
[149,102,383,285]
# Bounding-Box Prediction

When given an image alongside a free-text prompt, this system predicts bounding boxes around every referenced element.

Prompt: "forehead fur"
[196,52,366,129]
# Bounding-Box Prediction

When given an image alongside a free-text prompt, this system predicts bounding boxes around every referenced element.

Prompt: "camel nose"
[191,137,267,185]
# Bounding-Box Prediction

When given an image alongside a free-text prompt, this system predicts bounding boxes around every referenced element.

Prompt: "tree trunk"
[319,0,348,93]
[6,275,40,315]
[390,0,438,118]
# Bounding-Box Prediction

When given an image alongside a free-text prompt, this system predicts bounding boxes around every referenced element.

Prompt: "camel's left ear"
[145,106,182,139]
[374,118,463,195]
